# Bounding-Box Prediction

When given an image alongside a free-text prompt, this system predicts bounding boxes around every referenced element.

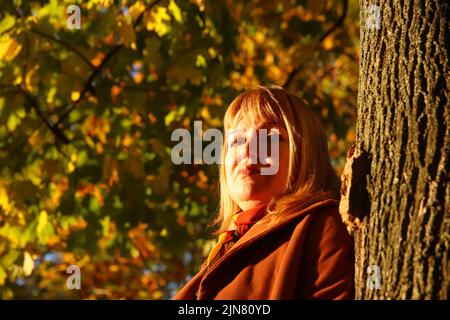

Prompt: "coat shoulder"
[287,199,343,232]
[294,200,355,299]
[291,200,352,254]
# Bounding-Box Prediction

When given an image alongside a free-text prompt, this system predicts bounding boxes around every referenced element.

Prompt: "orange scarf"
[206,203,268,266]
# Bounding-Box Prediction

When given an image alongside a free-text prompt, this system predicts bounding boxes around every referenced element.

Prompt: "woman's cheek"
[225,155,237,187]
[224,153,234,176]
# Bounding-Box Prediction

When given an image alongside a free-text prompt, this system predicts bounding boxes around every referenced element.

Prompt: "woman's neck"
[237,200,269,212]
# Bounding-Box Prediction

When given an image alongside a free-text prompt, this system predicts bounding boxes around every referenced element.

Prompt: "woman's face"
[225,117,290,211]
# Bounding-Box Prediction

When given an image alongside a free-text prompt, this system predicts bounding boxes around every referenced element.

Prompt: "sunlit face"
[225,117,290,211]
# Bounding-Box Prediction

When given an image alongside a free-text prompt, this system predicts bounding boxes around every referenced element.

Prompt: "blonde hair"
[211,85,340,234]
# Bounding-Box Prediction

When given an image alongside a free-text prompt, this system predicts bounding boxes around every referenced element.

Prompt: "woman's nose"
[244,129,259,164]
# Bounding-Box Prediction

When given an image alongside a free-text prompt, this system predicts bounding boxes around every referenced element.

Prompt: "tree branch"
[18,86,70,144]
[0,32,70,145]
[29,28,95,69]
[283,0,348,89]
[55,0,164,128]
[316,0,348,44]
[21,32,29,90]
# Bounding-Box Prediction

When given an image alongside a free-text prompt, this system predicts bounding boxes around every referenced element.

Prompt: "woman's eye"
[228,137,244,147]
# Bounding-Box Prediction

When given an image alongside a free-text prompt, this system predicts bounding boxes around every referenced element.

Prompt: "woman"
[174,85,354,300]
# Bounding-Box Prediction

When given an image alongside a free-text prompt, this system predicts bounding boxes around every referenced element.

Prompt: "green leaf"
[0,249,21,267]
[0,14,15,34]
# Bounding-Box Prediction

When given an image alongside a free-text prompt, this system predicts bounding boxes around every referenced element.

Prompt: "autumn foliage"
[0,0,358,299]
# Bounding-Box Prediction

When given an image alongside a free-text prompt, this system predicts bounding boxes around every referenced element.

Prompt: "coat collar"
[196,198,339,297]
[233,202,269,236]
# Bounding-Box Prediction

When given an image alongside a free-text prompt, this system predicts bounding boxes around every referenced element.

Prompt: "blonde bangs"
[223,87,285,131]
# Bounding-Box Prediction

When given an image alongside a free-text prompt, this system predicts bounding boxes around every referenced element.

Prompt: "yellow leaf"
[0,14,16,34]
[37,210,48,235]
[67,162,76,173]
[89,0,113,8]
[23,252,34,276]
[27,161,43,186]
[0,266,6,285]
[0,186,10,211]
[28,127,47,149]
[169,0,182,23]
[25,65,39,92]
[46,86,57,104]
[130,246,139,258]
[122,134,132,147]
[129,1,145,20]
[71,91,80,101]
[6,113,20,131]
[145,7,171,36]
[0,37,22,62]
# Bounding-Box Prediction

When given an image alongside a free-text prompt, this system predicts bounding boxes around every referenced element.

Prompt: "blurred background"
[0,0,359,299]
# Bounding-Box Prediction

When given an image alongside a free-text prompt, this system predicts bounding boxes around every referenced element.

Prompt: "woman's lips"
[238,165,261,176]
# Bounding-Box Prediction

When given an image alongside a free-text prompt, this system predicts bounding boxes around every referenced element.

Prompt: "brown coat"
[173,199,354,300]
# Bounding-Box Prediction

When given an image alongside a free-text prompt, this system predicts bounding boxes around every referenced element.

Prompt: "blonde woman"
[174,85,354,300]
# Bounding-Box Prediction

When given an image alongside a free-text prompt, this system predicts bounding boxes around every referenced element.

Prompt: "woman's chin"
[237,173,267,183]
[233,189,270,203]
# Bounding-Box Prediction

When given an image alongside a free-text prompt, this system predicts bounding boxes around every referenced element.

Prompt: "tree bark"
[341,0,449,299]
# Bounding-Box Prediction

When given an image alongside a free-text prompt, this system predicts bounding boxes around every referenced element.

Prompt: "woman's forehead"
[230,108,281,126]
[226,119,287,134]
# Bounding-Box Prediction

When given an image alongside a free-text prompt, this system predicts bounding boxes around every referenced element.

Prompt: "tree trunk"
[341,0,449,299]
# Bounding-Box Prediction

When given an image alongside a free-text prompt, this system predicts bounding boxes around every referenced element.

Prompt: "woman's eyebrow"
[264,124,287,133]
[227,128,244,136]
[227,125,286,134]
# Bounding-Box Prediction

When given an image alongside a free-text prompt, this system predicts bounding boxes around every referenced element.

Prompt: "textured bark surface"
[349,0,449,299]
